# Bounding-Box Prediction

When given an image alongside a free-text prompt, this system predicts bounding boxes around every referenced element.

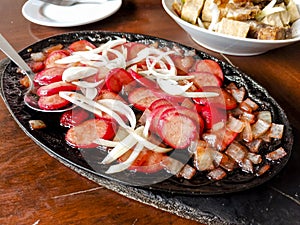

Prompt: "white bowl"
[162,0,300,56]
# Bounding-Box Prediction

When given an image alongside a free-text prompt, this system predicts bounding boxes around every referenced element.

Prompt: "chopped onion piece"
[208,2,220,31]
[105,142,144,174]
[269,123,284,139]
[225,142,247,164]
[240,158,253,173]
[62,66,98,82]
[256,164,271,176]
[232,87,246,103]
[197,18,205,28]
[161,157,185,175]
[240,111,256,124]
[243,98,258,111]
[251,119,271,139]
[245,138,263,153]
[194,146,216,171]
[266,147,287,161]
[227,116,245,133]
[207,167,227,180]
[247,152,262,164]
[241,121,253,142]
[257,111,272,124]
[176,163,196,179]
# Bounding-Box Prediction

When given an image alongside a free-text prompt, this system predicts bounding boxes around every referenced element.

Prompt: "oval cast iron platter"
[0,31,293,195]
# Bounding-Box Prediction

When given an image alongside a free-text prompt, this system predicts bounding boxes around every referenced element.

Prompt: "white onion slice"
[80,60,107,68]
[74,38,126,55]
[59,92,130,129]
[55,55,83,64]
[84,88,98,100]
[62,66,98,82]
[252,119,271,139]
[97,99,136,129]
[105,142,144,174]
[72,80,103,89]
[227,116,245,133]
[139,70,194,80]
[256,0,285,21]
[129,126,173,153]
[101,133,137,164]
[126,47,175,69]
[93,138,119,147]
[105,48,127,69]
[182,91,219,98]
[143,117,151,137]
[157,78,193,95]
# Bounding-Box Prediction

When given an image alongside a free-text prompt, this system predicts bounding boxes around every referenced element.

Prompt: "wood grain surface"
[0,0,299,224]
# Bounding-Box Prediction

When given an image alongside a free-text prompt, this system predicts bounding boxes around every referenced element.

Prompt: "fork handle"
[0,34,33,78]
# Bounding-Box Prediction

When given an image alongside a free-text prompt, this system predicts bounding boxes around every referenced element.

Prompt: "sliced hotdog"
[60,108,90,128]
[34,67,65,86]
[38,94,71,110]
[37,81,77,97]
[128,87,160,111]
[157,110,198,149]
[189,71,222,88]
[194,59,224,82]
[65,118,116,148]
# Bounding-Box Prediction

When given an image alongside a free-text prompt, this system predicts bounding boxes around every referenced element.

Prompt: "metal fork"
[37,0,113,6]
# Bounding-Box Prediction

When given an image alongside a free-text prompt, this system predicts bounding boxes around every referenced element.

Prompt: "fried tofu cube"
[216,18,250,38]
[287,0,300,22]
[181,0,205,24]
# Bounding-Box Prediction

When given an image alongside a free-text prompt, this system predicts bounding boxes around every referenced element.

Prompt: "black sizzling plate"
[0,31,293,195]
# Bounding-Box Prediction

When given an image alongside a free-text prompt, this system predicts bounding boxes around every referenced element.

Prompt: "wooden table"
[0,0,299,224]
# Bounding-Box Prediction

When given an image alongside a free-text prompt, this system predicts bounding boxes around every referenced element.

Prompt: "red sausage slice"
[60,108,90,128]
[158,111,197,149]
[105,68,135,93]
[37,81,77,97]
[189,71,222,88]
[34,67,65,85]
[194,59,224,81]
[65,119,116,148]
[68,40,96,52]
[38,94,71,110]
[128,87,160,111]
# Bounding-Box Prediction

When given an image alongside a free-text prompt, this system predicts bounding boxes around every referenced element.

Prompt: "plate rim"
[21,0,122,27]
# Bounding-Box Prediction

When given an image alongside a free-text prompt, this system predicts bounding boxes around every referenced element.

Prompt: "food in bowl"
[172,0,300,39]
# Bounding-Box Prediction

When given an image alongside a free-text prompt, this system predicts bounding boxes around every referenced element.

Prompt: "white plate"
[22,0,122,27]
